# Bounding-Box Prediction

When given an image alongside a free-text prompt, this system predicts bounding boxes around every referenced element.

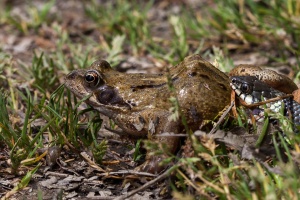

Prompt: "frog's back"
[173,55,231,128]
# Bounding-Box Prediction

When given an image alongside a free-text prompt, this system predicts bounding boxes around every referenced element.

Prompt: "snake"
[230,75,300,133]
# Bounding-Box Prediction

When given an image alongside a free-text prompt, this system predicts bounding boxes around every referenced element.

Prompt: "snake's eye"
[84,70,102,87]
[241,83,251,93]
[231,78,236,84]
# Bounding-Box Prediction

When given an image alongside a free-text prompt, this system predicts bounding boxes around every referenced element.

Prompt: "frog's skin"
[65,54,231,173]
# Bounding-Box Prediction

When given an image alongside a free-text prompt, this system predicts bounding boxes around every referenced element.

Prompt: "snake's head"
[230,76,284,105]
[230,76,257,105]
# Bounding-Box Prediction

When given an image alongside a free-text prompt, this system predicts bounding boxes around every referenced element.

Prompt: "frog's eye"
[84,70,102,87]
[241,83,252,94]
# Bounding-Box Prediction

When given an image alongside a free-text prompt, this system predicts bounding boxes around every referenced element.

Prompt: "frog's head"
[64,60,130,115]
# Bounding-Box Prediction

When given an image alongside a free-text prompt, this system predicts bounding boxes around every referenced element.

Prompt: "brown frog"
[64,54,231,173]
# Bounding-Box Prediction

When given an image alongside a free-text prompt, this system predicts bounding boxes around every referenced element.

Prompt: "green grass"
[84,0,154,56]
[209,0,300,69]
[3,0,55,34]
[1,0,300,199]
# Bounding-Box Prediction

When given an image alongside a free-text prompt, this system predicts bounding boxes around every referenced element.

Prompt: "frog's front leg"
[135,110,181,174]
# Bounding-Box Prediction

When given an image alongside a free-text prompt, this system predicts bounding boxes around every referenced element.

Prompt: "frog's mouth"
[64,81,89,98]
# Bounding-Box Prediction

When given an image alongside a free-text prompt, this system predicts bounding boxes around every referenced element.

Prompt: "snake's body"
[230,76,300,132]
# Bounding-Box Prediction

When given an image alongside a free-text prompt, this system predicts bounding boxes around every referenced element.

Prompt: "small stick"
[240,94,293,108]
[208,101,234,135]
[97,170,157,177]
[114,168,171,200]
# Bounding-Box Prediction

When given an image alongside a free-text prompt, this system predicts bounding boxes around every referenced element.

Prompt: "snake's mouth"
[230,75,300,133]
[230,82,254,105]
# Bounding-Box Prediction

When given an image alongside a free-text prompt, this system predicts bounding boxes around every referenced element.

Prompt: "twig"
[114,168,171,200]
[208,101,234,135]
[157,133,187,137]
[98,170,157,177]
[80,152,106,172]
[240,94,293,108]
[45,171,69,178]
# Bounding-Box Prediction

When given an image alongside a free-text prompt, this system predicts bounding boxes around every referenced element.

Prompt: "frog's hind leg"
[136,111,181,174]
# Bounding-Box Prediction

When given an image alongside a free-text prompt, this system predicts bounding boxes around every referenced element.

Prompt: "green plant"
[84,0,153,55]
[210,0,300,64]
[169,15,189,60]
[5,0,55,34]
